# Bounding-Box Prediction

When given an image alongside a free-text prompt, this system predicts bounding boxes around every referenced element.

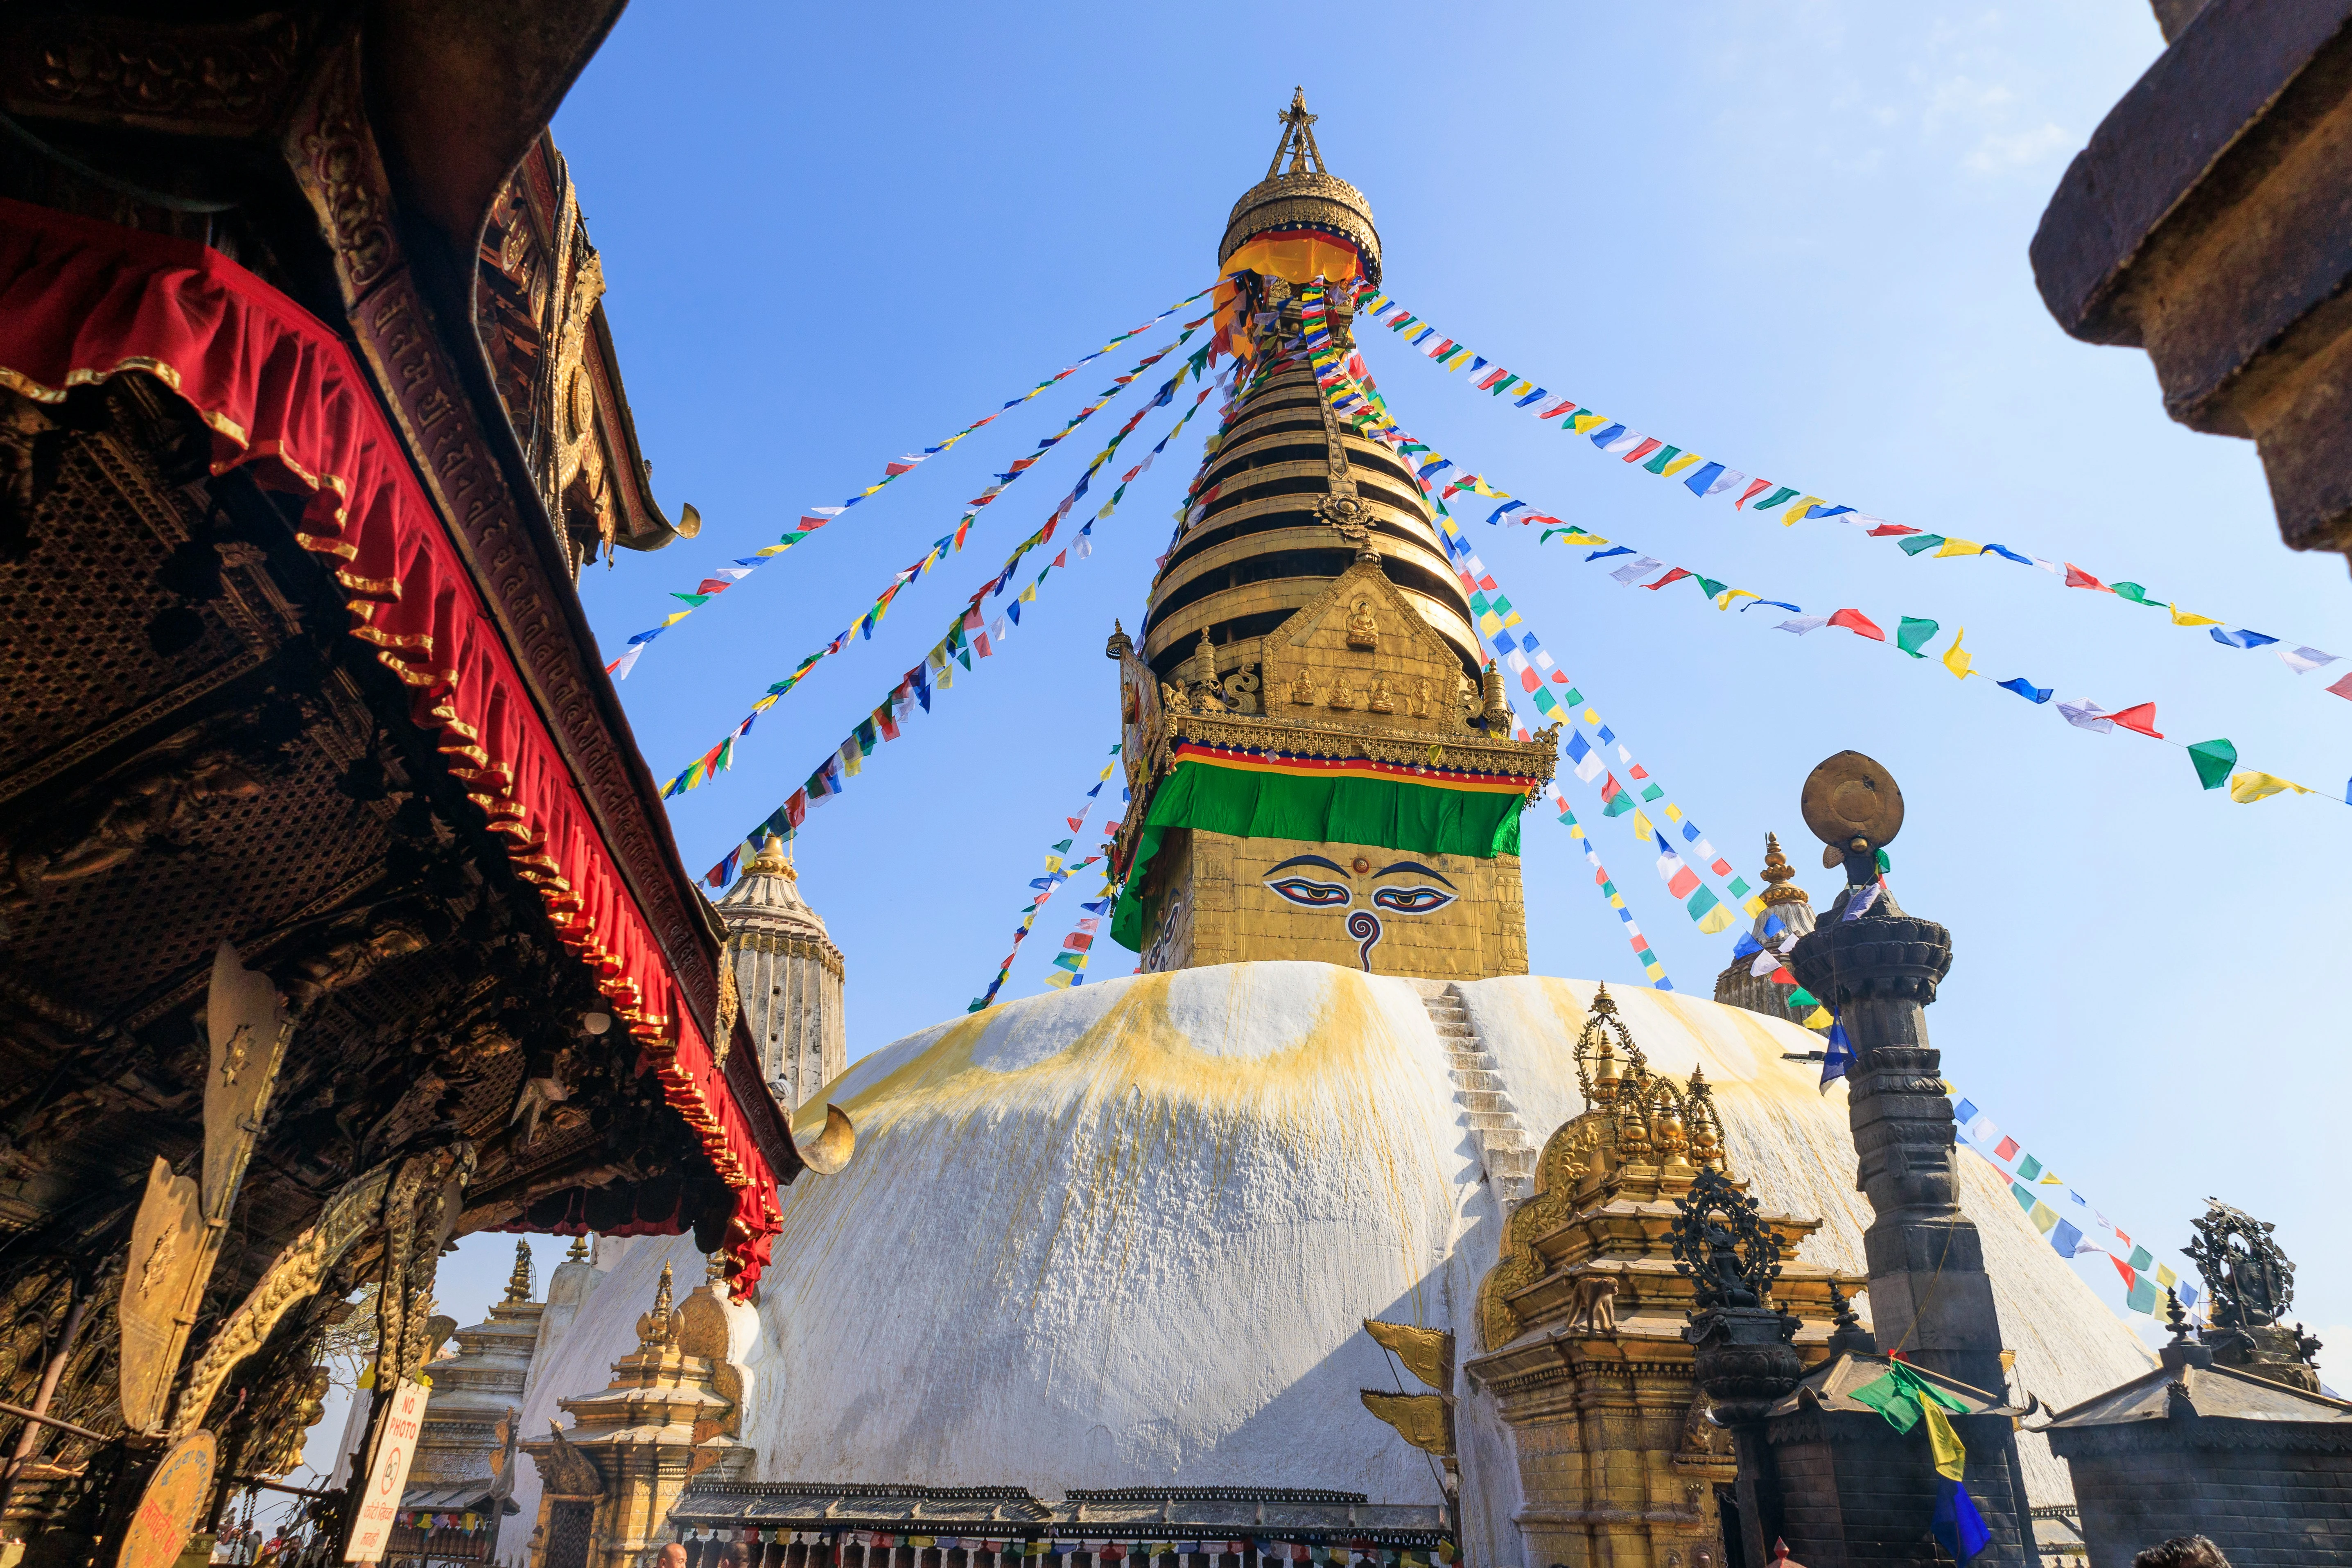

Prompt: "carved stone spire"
[716,828,844,1109]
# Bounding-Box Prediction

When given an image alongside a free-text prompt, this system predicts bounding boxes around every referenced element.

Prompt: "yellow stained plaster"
[771,967,1452,1317]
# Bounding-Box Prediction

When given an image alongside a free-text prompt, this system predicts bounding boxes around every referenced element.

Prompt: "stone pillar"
[1781,752,2033,1565]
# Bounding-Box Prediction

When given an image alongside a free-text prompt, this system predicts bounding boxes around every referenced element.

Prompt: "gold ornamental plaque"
[118,1160,208,1435]
[116,1429,215,1568]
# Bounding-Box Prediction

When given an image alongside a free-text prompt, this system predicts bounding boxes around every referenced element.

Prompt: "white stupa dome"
[508,962,2152,1562]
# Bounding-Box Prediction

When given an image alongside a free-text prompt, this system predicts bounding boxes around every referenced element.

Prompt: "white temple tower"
[712,836,844,1110]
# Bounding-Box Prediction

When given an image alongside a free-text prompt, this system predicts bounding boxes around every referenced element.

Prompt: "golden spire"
[566,1234,589,1263]
[503,1239,533,1303]
[634,1261,678,1349]
[1759,832,1810,908]
[1267,86,1327,178]
[748,832,794,881]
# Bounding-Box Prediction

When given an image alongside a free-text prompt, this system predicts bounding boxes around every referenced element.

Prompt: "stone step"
[1449,1069,1505,1091]
[1464,1111,1521,1133]
[1487,1150,1536,1179]
[1456,1090,1516,1114]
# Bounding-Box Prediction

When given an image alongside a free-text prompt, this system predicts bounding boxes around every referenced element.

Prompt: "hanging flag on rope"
[1317,336,2342,813]
[1347,285,2341,694]
[606,287,1216,679]
[662,360,1225,800]
[1951,1091,2206,1323]
[969,747,1125,1010]
[697,378,1219,884]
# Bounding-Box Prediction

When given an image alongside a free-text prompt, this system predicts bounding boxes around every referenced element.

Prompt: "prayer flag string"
[665,354,1225,802]
[1951,1091,2208,1324]
[608,284,1216,680]
[1349,285,2348,699]
[968,747,1125,1011]
[1301,287,1769,953]
[1305,291,2344,810]
[699,375,1220,887]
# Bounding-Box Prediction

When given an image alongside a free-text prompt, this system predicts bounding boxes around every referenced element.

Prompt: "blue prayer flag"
[1586,546,1635,563]
[1997,677,2053,703]
[1683,461,1727,497]
[1820,1019,1855,1092]
[2050,1219,2084,1258]
[1933,1480,1991,1563]
[1587,422,1627,447]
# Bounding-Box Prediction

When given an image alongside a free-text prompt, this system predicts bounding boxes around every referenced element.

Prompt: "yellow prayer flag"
[2167,604,2222,627]
[1607,893,1625,910]
[1743,895,1768,917]
[1583,708,1602,725]
[1660,452,1704,479]
[2228,771,2311,803]
[1781,494,1826,526]
[1044,972,1074,989]
[1934,537,1983,558]
[661,611,692,628]
[1719,589,1760,611]
[1664,803,1685,822]
[1919,1396,1968,1483]
[1942,628,1971,680]
[1696,904,1735,935]
[1802,1006,1832,1029]
[2157,1263,2178,1289]
[1630,808,1655,840]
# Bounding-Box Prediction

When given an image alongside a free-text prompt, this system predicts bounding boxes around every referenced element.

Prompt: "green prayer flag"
[2011,1182,2037,1214]
[1685,885,1721,919]
[1875,849,1891,872]
[1850,1363,1969,1434]
[1563,688,1585,705]
[670,592,712,606]
[1695,576,1727,600]
[1727,877,1751,897]
[1787,985,1819,1007]
[2108,581,2154,605]
[1639,784,1664,802]
[2128,1245,2154,1271]
[1050,838,1073,853]
[1897,534,1946,556]
[2187,738,2238,790]
[1603,792,1637,818]
[2016,1154,2044,1182]
[1895,617,1941,657]
[1753,485,1799,511]
[1642,445,1684,474]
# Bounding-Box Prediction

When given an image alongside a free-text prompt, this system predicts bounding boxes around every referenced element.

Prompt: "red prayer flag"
[693,578,732,595]
[786,789,808,828]
[2112,1255,2137,1289]
[1666,865,1700,898]
[2063,563,2108,592]
[2107,702,2162,738]
[1993,1136,2020,1161]
[1827,608,1886,641]
[2327,669,2352,701]
[1623,437,1664,464]
[1475,367,1510,390]
[874,706,901,742]
[1866,524,1922,538]
[1736,478,1774,509]
[1643,567,1693,590]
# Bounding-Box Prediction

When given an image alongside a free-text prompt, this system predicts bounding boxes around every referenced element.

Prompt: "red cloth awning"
[0,197,782,1291]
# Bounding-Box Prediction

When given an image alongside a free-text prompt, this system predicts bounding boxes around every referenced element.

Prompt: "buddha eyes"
[1266,877,1352,908]
[1373,885,1455,915]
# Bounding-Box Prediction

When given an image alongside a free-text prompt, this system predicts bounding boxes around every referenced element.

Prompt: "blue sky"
[522,6,2351,1370]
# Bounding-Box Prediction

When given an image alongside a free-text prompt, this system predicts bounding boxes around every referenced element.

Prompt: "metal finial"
[1758,832,1810,908]
[1267,87,1327,180]
[566,1234,589,1263]
[504,1239,533,1303]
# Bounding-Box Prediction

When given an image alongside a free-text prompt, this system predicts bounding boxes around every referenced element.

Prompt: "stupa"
[514,96,2157,1568]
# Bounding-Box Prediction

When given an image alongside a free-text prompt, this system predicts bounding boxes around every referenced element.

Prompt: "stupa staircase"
[1420,984,1536,1207]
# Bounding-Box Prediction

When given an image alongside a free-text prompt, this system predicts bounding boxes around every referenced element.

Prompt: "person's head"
[655,1545,688,1568]
[2132,1538,2230,1568]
